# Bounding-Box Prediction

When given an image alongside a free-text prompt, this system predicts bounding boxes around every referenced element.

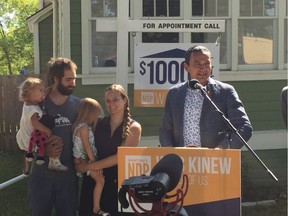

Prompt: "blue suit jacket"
[159,78,252,149]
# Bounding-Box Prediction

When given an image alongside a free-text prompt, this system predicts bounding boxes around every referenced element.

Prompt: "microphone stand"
[218,129,232,149]
[197,85,278,182]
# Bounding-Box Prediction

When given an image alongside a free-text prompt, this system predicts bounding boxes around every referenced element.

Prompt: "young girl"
[16,77,68,174]
[72,98,109,216]
[77,84,142,216]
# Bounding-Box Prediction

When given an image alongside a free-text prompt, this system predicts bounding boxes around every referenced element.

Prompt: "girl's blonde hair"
[73,98,104,131]
[18,77,45,102]
[104,84,131,141]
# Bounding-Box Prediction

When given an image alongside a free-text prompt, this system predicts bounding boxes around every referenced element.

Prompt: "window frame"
[237,0,277,70]
[80,0,287,86]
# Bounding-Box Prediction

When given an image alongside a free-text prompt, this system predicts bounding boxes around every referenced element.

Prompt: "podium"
[118,147,241,216]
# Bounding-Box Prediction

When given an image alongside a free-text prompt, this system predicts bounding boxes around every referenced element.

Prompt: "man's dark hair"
[47,57,77,83]
[184,45,211,65]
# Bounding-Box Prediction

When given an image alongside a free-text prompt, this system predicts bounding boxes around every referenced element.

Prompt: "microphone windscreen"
[189,79,200,90]
[150,154,183,192]
[118,187,129,209]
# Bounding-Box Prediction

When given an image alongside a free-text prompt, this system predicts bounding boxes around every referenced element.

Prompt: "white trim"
[95,19,226,33]
[33,24,40,74]
[116,0,129,90]
[81,0,90,77]
[278,0,286,70]
[244,130,287,151]
[60,0,71,58]
[77,70,287,85]
[231,0,239,71]
[219,70,287,81]
[139,130,288,150]
[27,4,53,74]
[78,73,134,85]
[27,5,53,30]
[52,0,58,57]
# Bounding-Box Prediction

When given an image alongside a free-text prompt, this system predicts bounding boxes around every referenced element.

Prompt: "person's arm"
[30,113,52,137]
[77,124,96,162]
[159,89,174,147]
[45,135,63,158]
[75,154,118,173]
[75,121,142,173]
[220,86,253,149]
[122,121,142,147]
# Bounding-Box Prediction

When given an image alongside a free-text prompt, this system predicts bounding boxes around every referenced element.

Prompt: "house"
[27,0,287,189]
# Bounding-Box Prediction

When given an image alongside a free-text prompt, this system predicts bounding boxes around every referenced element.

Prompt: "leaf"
[0,0,38,75]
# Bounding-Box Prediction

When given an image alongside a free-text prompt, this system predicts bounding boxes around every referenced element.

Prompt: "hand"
[45,129,52,138]
[45,135,63,158]
[74,158,89,173]
[186,144,198,148]
[215,145,224,149]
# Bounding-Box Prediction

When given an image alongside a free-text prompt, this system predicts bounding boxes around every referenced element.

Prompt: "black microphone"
[188,79,203,90]
[150,153,183,192]
[119,154,183,208]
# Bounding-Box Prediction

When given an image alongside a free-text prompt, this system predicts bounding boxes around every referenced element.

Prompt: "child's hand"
[45,129,52,138]
[45,135,63,158]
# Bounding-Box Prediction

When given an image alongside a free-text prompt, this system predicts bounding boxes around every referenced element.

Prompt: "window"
[81,0,286,84]
[143,0,180,17]
[142,1,180,46]
[240,0,275,16]
[142,33,179,43]
[191,32,228,64]
[90,0,117,69]
[191,0,230,66]
[238,0,275,65]
[91,0,117,17]
[192,0,229,17]
[238,19,274,65]
[91,22,117,67]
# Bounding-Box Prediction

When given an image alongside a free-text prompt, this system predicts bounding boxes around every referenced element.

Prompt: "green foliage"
[0,0,38,75]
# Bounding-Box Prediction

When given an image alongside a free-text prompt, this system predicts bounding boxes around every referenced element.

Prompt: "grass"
[242,199,287,216]
[0,151,30,216]
[0,151,287,216]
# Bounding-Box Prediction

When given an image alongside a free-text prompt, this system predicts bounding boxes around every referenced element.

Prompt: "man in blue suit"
[159,45,252,149]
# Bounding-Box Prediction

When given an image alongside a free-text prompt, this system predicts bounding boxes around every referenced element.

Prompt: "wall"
[39,15,53,73]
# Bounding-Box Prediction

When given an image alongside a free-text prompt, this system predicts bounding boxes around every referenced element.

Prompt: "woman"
[76,84,142,216]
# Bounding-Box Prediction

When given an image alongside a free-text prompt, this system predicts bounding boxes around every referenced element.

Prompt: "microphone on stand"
[187,78,278,182]
[188,79,207,93]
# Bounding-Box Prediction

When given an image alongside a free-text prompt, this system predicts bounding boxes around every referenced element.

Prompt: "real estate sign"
[134,43,219,107]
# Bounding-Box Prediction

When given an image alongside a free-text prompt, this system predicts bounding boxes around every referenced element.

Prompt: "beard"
[57,81,74,96]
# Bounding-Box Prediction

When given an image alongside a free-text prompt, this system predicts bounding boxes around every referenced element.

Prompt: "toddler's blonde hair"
[18,77,45,102]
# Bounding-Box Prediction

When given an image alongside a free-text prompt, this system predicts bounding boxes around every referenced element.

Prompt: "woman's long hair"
[105,84,131,141]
